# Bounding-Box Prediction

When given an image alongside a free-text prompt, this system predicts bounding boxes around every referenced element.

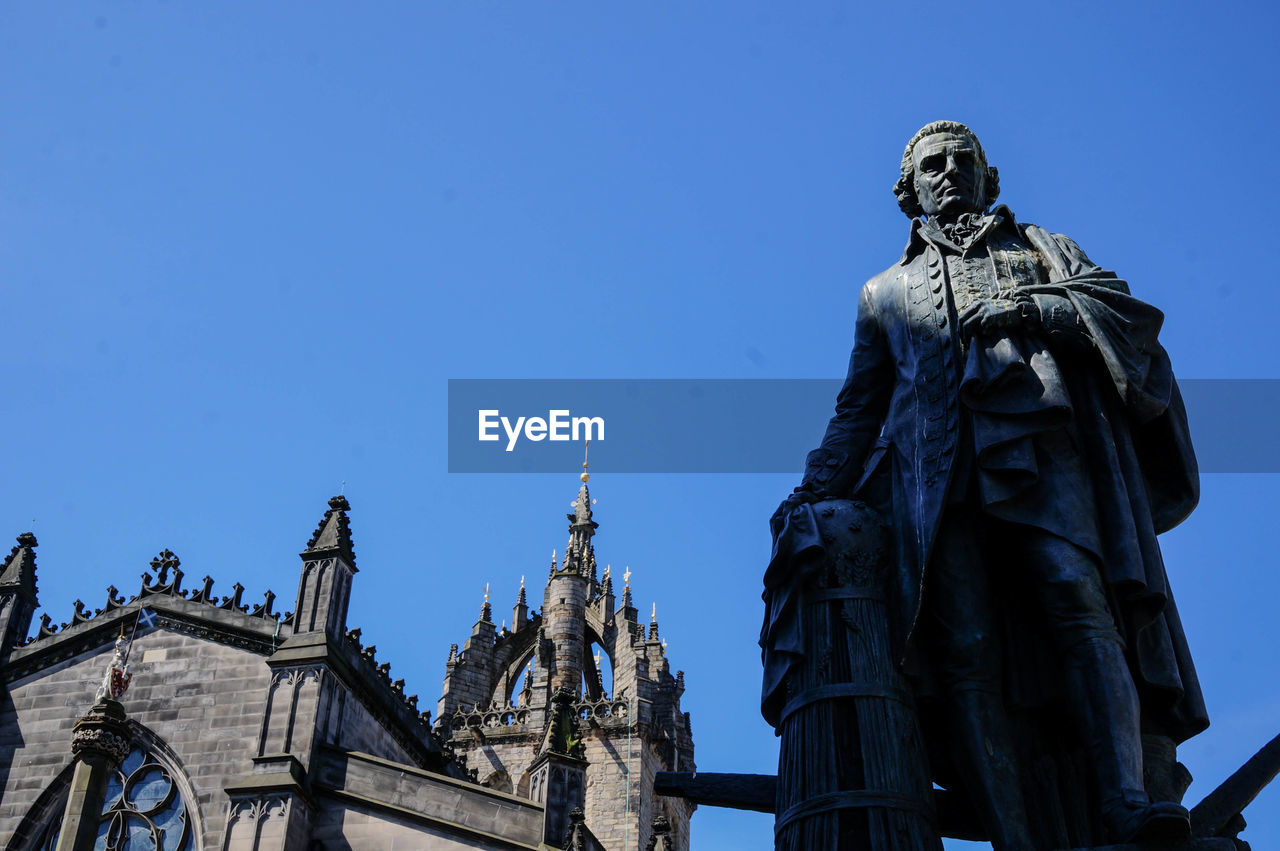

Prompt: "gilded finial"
[624,566,632,586]
[484,582,490,604]
[580,439,590,483]
[651,602,657,621]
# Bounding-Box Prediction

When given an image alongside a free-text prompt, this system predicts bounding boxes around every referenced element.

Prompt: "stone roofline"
[4,588,281,683]
[3,560,456,777]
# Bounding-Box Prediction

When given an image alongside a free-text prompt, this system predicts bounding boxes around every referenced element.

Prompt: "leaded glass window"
[37,745,194,851]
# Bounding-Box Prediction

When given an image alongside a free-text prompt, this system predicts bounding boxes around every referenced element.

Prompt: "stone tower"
[436,468,696,850]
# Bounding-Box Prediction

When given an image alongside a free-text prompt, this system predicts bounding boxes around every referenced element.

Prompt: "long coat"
[762,208,1208,742]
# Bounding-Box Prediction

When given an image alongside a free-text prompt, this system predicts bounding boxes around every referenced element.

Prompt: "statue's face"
[911,132,986,220]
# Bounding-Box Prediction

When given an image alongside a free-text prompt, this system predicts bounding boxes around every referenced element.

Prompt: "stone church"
[0,470,695,849]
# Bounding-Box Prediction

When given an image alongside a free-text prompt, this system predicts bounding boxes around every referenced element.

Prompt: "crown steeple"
[434,461,696,850]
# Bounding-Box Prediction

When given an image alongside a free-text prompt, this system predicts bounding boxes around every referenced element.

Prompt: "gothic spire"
[0,532,38,605]
[649,602,660,641]
[513,576,529,631]
[562,444,598,576]
[303,495,356,567]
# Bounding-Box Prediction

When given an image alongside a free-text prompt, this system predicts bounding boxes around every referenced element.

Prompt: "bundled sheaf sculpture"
[763,498,940,849]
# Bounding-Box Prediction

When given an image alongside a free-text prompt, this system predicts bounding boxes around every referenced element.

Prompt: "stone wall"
[0,627,273,848]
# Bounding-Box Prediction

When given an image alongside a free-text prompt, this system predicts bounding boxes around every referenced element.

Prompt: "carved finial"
[651,602,656,620]
[516,575,527,607]
[649,603,660,641]
[580,439,590,483]
[484,582,490,603]
[479,583,492,623]
[148,549,180,584]
[620,566,634,610]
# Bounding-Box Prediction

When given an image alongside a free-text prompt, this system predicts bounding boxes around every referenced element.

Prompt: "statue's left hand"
[958,295,1039,341]
[771,487,822,528]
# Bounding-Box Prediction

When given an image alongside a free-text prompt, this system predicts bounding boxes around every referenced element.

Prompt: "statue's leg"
[928,513,1036,851]
[1018,531,1192,844]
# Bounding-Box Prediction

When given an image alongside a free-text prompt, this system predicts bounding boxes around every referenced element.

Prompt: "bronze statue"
[763,120,1208,849]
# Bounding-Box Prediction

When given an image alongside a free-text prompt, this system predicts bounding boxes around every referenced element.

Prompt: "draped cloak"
[761,210,1208,745]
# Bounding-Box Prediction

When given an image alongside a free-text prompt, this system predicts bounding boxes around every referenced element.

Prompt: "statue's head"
[893,120,1000,220]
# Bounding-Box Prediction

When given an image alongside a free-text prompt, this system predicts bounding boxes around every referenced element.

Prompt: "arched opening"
[584,639,614,700]
[505,653,536,707]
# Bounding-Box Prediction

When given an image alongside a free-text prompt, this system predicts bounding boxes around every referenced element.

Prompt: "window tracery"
[36,745,194,851]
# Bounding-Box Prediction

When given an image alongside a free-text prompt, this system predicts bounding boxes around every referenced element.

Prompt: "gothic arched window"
[35,744,195,851]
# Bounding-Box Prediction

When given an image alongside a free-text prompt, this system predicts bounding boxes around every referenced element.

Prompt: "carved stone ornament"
[69,703,132,767]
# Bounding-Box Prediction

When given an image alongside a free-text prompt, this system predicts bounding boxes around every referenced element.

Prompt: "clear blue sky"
[2,3,1278,848]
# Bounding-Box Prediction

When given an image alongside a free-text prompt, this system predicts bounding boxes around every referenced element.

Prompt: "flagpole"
[121,604,147,665]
